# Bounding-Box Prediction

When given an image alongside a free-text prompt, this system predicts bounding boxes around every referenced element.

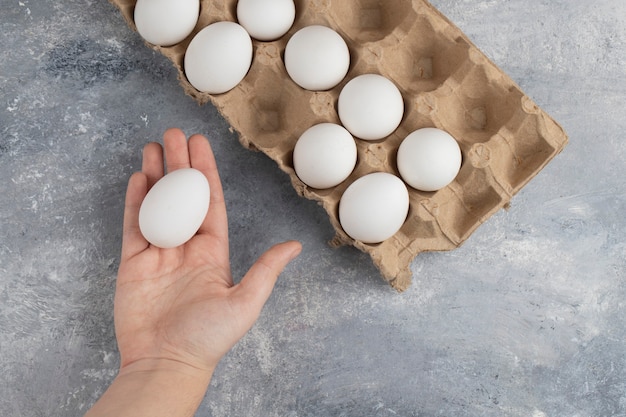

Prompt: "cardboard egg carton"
[110,0,568,291]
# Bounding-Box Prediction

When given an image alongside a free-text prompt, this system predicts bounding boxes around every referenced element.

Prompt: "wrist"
[119,356,215,381]
[86,358,213,417]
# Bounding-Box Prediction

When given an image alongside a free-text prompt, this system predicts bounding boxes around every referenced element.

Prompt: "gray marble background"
[1,1,625,416]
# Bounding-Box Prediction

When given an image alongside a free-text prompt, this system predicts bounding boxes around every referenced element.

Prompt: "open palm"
[114,128,301,374]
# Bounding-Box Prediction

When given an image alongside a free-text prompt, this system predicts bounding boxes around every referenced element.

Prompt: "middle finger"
[163,128,191,173]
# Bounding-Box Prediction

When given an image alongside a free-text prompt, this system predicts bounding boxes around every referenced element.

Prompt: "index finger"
[188,134,229,243]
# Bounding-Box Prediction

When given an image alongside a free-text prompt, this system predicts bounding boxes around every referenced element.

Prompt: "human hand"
[115,128,301,373]
[84,129,301,416]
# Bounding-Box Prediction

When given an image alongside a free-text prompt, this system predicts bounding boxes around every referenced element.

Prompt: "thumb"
[231,240,302,316]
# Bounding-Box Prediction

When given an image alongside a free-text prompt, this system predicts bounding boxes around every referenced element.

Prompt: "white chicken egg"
[397,127,462,192]
[237,0,296,41]
[134,0,200,46]
[293,123,357,189]
[339,172,409,244]
[184,21,253,94]
[284,25,350,91]
[338,74,404,141]
[139,168,211,249]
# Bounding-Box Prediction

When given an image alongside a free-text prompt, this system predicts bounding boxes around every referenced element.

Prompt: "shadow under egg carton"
[109,0,568,291]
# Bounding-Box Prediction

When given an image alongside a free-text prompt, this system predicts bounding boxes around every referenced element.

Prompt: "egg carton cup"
[110,0,568,291]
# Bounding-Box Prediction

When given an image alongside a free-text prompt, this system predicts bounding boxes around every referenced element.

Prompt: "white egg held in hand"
[139,168,211,249]
[134,0,200,46]
[237,0,296,41]
[339,172,409,244]
[293,123,357,189]
[338,74,404,141]
[284,25,350,91]
[184,22,253,94]
[397,127,462,192]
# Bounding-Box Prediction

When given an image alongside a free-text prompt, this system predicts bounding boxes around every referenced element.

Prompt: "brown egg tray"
[110,0,568,291]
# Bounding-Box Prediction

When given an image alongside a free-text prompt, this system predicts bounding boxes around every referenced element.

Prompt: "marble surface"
[1,0,625,416]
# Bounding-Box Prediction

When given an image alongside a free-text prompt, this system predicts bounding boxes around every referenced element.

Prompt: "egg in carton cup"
[110,0,568,291]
